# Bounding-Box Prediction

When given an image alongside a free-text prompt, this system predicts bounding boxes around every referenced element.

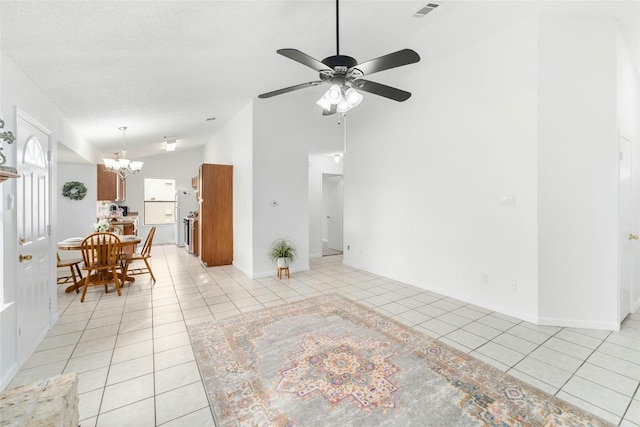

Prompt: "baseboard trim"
[342,260,621,331]
[0,364,19,392]
[232,260,252,278]
[537,316,620,331]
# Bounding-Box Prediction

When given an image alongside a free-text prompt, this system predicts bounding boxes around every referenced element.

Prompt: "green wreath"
[62,181,87,201]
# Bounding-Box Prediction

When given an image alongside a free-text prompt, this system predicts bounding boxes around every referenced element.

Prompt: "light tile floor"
[10,245,640,426]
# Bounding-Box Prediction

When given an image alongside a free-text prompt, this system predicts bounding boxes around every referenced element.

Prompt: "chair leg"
[68,266,76,286]
[69,265,83,292]
[122,260,131,282]
[144,259,156,283]
[73,264,83,291]
[80,272,92,303]
[113,268,121,296]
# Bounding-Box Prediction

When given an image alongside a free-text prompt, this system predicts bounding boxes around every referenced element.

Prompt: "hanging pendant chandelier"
[103,126,143,179]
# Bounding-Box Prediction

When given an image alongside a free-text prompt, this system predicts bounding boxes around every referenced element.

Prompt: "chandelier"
[103,126,143,179]
[316,84,363,114]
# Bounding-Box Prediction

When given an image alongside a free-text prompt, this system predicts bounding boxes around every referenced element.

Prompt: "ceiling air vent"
[413,3,439,18]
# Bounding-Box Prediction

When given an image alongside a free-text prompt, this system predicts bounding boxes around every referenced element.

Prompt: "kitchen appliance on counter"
[108,204,129,216]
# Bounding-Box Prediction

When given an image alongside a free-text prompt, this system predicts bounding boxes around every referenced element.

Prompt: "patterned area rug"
[187,295,612,426]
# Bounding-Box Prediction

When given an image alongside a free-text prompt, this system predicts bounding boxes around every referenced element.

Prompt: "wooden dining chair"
[79,232,122,302]
[120,226,157,284]
[56,253,83,292]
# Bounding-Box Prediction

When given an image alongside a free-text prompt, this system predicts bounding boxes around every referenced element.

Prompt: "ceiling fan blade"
[258,81,323,99]
[322,105,337,116]
[351,49,420,76]
[277,49,331,72]
[352,79,412,102]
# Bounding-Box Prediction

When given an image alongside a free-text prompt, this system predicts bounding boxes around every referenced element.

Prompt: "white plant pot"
[277,258,290,268]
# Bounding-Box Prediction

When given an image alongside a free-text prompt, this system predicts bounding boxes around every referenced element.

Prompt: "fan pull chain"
[343,113,347,154]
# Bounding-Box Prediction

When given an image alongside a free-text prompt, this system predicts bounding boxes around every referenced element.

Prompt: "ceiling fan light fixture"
[326,84,343,104]
[345,88,363,108]
[258,0,420,116]
[336,99,350,113]
[336,87,363,113]
[316,95,332,111]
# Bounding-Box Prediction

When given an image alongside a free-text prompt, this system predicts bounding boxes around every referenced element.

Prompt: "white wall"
[56,164,97,260]
[124,147,203,245]
[344,19,540,322]
[251,95,344,277]
[308,155,343,258]
[251,101,311,277]
[537,15,620,329]
[342,14,638,329]
[1,52,86,389]
[203,102,254,276]
[204,100,345,277]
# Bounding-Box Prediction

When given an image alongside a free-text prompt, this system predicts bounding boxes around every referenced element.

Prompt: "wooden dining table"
[58,235,142,293]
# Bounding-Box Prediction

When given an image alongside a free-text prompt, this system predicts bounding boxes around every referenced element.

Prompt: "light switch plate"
[500,195,516,207]
[6,194,15,210]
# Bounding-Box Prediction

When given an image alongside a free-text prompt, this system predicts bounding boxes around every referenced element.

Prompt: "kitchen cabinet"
[198,164,232,266]
[110,215,138,254]
[97,164,125,201]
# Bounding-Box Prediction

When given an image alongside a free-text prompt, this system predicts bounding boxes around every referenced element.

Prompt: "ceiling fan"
[258,0,420,115]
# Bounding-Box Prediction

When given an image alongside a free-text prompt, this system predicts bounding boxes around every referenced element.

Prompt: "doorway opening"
[322,173,343,257]
[618,133,635,322]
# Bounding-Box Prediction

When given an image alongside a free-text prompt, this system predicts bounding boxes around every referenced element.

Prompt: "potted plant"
[268,238,298,268]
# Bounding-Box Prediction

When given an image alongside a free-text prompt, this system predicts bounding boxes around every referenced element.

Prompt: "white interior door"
[16,112,51,361]
[618,134,633,322]
[323,174,344,252]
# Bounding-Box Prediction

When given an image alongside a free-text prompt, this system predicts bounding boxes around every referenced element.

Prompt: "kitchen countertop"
[109,214,138,226]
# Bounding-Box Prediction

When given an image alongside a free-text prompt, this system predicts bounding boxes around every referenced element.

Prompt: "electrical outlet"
[510,281,517,291]
[481,274,488,284]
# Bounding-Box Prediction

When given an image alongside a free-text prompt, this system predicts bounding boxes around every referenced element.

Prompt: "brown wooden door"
[199,164,233,266]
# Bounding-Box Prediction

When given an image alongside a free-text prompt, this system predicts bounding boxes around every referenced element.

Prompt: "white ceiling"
[1,1,638,162]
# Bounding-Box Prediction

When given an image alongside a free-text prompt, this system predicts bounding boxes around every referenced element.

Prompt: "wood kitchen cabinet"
[110,218,137,254]
[97,164,126,201]
[198,164,232,266]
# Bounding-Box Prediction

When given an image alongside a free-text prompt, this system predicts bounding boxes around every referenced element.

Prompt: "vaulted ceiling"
[1,1,638,162]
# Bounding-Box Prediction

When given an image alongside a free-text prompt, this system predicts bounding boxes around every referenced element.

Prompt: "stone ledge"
[0,373,79,427]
